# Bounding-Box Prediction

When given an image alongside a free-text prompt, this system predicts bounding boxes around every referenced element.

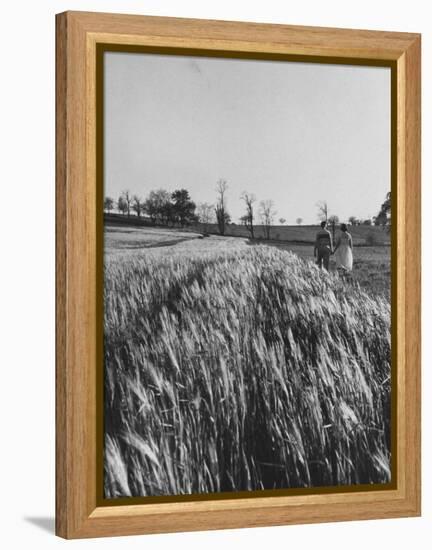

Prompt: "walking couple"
[314,220,353,273]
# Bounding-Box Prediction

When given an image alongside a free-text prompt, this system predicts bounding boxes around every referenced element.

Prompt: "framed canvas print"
[56,11,421,539]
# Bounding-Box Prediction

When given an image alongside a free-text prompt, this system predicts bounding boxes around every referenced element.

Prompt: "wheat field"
[104,231,391,498]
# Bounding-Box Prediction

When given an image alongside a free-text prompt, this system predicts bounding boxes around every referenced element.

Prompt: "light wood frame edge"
[55,11,421,539]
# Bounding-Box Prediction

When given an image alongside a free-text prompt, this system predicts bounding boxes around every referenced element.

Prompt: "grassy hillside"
[104,240,391,497]
[199,223,390,245]
[105,213,390,246]
[105,225,202,254]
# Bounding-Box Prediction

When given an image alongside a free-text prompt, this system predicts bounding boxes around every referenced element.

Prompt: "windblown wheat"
[104,245,390,497]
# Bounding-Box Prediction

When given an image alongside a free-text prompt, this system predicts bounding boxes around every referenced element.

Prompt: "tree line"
[104,188,198,227]
[104,179,281,239]
[104,183,391,239]
[316,195,391,239]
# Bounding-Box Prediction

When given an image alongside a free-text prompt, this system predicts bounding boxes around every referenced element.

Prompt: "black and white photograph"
[102,51,392,499]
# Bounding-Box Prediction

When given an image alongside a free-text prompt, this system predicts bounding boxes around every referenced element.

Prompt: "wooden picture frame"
[56,11,421,539]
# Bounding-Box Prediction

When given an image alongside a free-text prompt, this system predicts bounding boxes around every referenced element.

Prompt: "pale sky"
[104,52,390,224]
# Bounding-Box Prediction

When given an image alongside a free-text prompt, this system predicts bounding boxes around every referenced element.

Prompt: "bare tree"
[316,200,328,222]
[104,196,114,213]
[328,214,339,241]
[259,199,277,240]
[197,202,214,233]
[215,179,230,235]
[279,218,286,225]
[132,195,143,217]
[121,190,132,217]
[240,191,257,239]
[296,217,303,225]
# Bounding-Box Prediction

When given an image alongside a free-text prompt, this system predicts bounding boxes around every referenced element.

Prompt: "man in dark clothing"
[314,220,333,270]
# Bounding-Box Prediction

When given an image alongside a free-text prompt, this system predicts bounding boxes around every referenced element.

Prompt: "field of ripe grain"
[104,228,391,497]
[252,241,391,300]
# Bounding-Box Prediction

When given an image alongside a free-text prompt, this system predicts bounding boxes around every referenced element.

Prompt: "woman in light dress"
[333,223,353,274]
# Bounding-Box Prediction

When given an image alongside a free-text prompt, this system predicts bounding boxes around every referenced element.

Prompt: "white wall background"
[0,0,429,547]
